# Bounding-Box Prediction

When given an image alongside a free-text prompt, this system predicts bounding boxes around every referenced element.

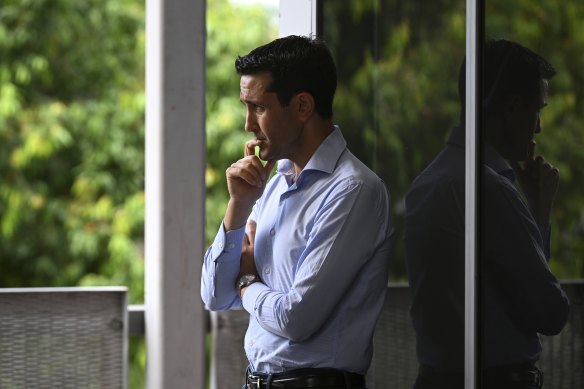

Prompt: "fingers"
[237,139,276,186]
[537,159,560,188]
[527,140,536,163]
[515,140,537,175]
[227,156,267,188]
[245,139,259,157]
[524,155,559,190]
[246,220,257,246]
[531,155,544,180]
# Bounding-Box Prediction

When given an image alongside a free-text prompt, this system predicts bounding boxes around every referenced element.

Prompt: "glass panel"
[321,0,467,386]
[480,1,582,387]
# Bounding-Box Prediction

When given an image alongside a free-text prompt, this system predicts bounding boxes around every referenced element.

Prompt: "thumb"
[246,219,257,245]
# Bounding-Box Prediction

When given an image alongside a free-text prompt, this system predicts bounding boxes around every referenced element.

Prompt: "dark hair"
[235,35,337,119]
[458,39,556,121]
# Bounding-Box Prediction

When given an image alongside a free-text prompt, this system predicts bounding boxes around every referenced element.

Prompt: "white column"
[465,0,479,388]
[145,0,206,387]
[279,0,317,37]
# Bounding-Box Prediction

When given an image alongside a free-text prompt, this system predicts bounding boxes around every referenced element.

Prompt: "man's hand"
[224,140,276,231]
[238,220,259,298]
[510,141,559,226]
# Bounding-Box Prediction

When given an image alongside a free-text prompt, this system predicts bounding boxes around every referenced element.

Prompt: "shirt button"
[228,243,235,249]
[264,266,271,275]
[270,228,275,236]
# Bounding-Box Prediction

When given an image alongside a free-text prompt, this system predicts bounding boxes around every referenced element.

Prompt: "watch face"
[238,274,259,289]
[241,274,256,283]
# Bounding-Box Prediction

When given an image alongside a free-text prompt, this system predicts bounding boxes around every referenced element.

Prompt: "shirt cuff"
[210,221,245,260]
[241,281,270,315]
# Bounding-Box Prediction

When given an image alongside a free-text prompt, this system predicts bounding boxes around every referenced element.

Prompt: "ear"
[295,92,315,122]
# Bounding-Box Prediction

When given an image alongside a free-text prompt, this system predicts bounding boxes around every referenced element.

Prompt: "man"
[405,39,570,389]
[201,35,393,389]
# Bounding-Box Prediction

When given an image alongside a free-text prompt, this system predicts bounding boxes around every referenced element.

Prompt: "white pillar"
[145,0,206,387]
[465,0,479,388]
[279,0,317,37]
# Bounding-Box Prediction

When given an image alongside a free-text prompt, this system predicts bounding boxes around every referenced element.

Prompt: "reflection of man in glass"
[405,39,570,389]
[201,35,393,389]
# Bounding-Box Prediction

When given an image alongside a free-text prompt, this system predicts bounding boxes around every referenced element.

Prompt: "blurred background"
[1,0,583,387]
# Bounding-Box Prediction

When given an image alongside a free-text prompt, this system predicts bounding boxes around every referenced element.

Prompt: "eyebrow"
[240,98,264,107]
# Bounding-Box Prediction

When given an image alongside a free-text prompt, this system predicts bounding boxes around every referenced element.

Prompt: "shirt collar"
[483,143,515,182]
[447,126,515,181]
[276,125,346,177]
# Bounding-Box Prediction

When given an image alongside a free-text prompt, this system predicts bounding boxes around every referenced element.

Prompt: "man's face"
[502,79,549,161]
[239,72,302,162]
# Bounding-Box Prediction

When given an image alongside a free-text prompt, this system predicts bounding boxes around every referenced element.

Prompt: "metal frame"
[0,286,129,388]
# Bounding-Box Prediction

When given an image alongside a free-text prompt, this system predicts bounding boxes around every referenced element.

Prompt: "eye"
[254,104,266,114]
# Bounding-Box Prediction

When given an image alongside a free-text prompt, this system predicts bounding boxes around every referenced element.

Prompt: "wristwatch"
[237,274,261,295]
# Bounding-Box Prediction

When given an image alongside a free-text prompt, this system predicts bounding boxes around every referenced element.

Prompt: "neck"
[291,119,334,173]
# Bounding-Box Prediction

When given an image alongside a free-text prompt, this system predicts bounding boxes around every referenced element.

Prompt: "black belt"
[246,368,366,389]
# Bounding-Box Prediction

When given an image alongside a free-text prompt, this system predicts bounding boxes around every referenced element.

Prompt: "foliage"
[323,0,465,280]
[0,0,275,386]
[323,0,584,281]
[206,0,278,245]
[2,0,583,385]
[0,0,145,295]
[485,0,584,279]
[0,0,146,386]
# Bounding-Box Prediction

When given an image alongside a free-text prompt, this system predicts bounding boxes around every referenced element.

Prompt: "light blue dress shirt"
[201,127,393,375]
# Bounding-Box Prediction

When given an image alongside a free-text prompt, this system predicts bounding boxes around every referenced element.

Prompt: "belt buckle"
[247,373,262,389]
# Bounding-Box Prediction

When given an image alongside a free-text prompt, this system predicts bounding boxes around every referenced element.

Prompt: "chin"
[259,150,272,161]
[502,147,528,162]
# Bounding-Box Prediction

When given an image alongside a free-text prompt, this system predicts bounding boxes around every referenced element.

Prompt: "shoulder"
[407,149,465,206]
[334,149,386,189]
[481,165,519,200]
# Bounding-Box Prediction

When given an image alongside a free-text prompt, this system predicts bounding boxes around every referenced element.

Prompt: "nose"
[244,107,258,133]
[535,115,542,134]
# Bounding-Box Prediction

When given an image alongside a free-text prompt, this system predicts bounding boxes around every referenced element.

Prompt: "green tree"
[0,0,146,297]
[0,0,146,386]
[206,0,278,245]
[0,0,277,386]
[485,0,584,279]
[322,0,584,281]
[323,0,465,280]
